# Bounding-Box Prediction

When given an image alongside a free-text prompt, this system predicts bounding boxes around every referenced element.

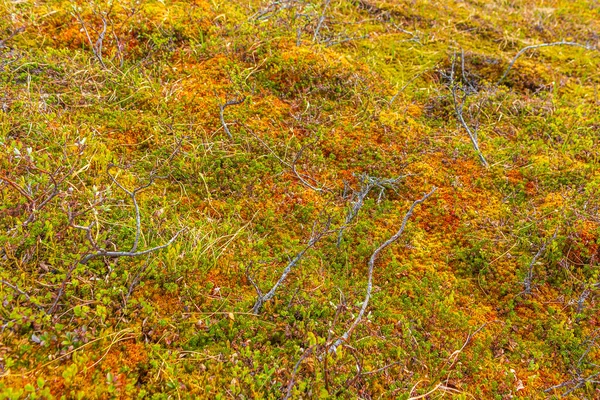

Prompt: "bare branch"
[74,159,185,264]
[389,70,427,106]
[73,8,107,69]
[0,279,44,310]
[80,229,184,264]
[290,135,331,193]
[219,97,246,139]
[337,173,405,247]
[283,346,316,400]
[0,26,25,49]
[449,51,489,168]
[330,187,437,352]
[123,255,153,308]
[251,219,332,314]
[523,226,559,295]
[498,41,593,86]
[241,123,330,193]
[325,34,369,48]
[245,261,263,300]
[313,0,332,42]
[0,174,34,203]
[545,371,600,397]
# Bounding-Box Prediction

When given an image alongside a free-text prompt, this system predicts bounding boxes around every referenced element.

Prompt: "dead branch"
[0,26,25,49]
[329,187,437,353]
[446,323,487,370]
[1,156,76,226]
[23,164,71,226]
[498,41,593,86]
[74,8,107,69]
[242,123,330,193]
[545,332,600,396]
[76,164,184,264]
[0,279,44,310]
[219,97,246,139]
[545,371,600,397]
[325,34,369,48]
[337,173,405,247]
[361,361,401,376]
[283,345,317,400]
[388,70,427,106]
[313,0,332,42]
[47,261,78,314]
[290,135,331,193]
[250,218,332,314]
[449,51,489,168]
[0,174,34,203]
[123,255,153,309]
[523,226,559,295]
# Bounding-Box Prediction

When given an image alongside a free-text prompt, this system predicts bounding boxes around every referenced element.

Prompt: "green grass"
[1,0,599,398]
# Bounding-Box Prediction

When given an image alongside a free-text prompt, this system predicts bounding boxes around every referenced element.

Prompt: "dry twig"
[497,41,593,86]
[522,226,559,295]
[219,97,246,139]
[337,173,404,246]
[449,51,489,168]
[249,218,332,314]
[330,187,437,352]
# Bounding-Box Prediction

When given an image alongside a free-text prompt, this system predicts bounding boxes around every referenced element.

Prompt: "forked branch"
[75,164,184,264]
[449,51,489,168]
[338,173,405,246]
[329,187,437,352]
[74,8,108,69]
[497,41,593,86]
[522,226,559,295]
[219,97,246,139]
[250,219,332,314]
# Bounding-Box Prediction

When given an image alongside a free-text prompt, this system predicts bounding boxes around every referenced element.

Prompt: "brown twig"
[1,279,44,310]
[0,174,34,203]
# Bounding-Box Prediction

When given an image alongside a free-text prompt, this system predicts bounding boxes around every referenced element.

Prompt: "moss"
[1,0,600,398]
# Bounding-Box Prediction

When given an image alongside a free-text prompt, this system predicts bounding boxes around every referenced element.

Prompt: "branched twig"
[53,161,183,313]
[74,8,107,69]
[0,279,44,310]
[446,323,487,370]
[523,227,559,295]
[47,261,78,314]
[313,0,332,42]
[337,173,405,247]
[250,218,332,314]
[545,371,600,397]
[329,187,437,352]
[389,70,427,106]
[23,164,71,226]
[1,160,76,226]
[325,34,369,48]
[544,332,600,396]
[497,41,593,86]
[242,124,330,193]
[123,255,153,308]
[290,135,331,193]
[74,158,184,264]
[0,26,25,49]
[219,97,246,139]
[0,174,34,203]
[449,51,489,168]
[283,345,317,400]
